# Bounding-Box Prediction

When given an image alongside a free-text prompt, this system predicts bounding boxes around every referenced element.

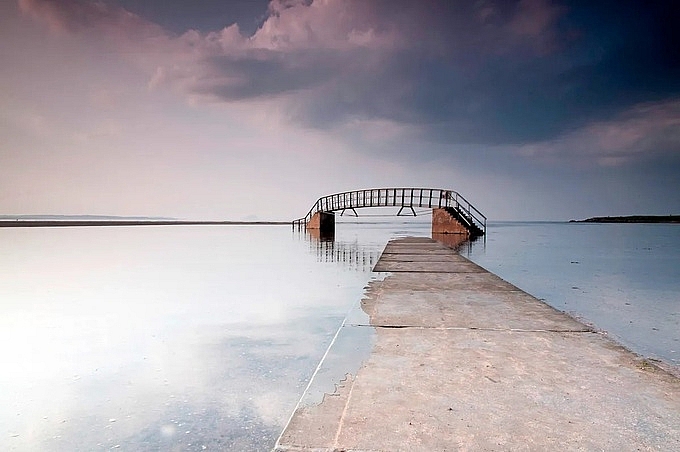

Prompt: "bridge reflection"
[297,228,478,272]
[432,232,471,251]
[297,228,381,272]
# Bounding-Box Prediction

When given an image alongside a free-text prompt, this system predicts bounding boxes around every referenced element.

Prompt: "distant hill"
[570,215,680,223]
[0,215,176,221]
[0,215,289,227]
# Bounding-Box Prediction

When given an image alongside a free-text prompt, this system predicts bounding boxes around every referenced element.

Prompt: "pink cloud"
[18,0,567,101]
[19,0,403,104]
[22,0,659,159]
[517,99,680,167]
[18,0,165,39]
[19,0,398,54]
[252,0,398,51]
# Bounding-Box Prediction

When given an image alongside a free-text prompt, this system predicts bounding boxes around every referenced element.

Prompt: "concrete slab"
[373,260,486,273]
[390,237,434,242]
[385,241,449,245]
[280,329,680,451]
[376,253,470,262]
[359,288,590,332]
[381,248,460,255]
[378,271,519,292]
[276,237,680,452]
[382,243,454,254]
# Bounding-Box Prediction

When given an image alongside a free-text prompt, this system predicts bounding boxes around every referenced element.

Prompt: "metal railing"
[292,188,486,235]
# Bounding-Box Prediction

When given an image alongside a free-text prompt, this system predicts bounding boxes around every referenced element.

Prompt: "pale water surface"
[465,221,680,368]
[0,225,384,451]
[1,221,678,450]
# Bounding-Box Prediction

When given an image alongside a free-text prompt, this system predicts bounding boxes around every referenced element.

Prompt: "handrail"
[292,187,486,235]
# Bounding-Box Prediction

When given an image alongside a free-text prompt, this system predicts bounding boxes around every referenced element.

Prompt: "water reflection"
[4,222,468,450]
[297,223,483,272]
[432,232,477,254]
[297,229,382,272]
[0,225,375,451]
[305,227,335,243]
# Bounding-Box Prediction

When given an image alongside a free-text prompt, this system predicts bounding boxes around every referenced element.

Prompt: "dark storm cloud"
[193,0,680,148]
[20,0,680,156]
[112,0,271,36]
[281,0,680,146]
[194,50,350,101]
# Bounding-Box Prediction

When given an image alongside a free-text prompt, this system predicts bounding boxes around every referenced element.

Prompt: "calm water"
[465,221,680,368]
[1,221,678,450]
[0,225,383,451]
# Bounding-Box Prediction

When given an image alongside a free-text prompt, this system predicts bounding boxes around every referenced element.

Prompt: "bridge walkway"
[275,237,680,451]
[292,188,486,237]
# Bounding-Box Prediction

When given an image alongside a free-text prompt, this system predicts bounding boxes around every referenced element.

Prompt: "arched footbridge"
[293,187,486,237]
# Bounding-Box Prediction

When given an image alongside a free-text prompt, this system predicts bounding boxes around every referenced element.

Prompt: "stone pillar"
[307,211,335,235]
[431,208,469,235]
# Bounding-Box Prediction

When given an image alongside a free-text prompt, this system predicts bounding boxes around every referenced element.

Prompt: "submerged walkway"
[276,237,680,451]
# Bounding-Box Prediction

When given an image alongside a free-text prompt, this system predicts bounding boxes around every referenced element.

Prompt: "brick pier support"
[307,211,335,235]
[431,207,469,236]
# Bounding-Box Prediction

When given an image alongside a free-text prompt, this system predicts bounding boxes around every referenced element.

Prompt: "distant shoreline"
[0,220,290,228]
[570,215,680,224]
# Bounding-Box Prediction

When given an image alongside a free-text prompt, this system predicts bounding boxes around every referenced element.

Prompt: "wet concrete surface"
[276,237,680,451]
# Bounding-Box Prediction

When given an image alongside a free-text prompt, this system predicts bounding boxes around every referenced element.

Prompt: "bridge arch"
[292,187,486,237]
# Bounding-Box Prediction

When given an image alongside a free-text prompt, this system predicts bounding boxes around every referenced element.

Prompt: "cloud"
[508,0,566,44]
[19,0,680,166]
[517,99,680,167]
[254,0,400,51]
[18,0,165,38]
[17,1,560,95]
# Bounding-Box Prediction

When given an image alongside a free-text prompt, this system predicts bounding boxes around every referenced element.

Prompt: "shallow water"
[1,221,678,450]
[333,220,680,370]
[0,225,386,451]
[464,221,680,368]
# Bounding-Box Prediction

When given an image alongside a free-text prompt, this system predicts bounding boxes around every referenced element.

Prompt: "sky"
[1,0,678,221]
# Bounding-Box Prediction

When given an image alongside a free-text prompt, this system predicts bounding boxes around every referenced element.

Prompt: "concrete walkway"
[276,237,680,451]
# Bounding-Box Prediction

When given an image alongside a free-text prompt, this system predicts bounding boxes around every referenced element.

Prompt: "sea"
[1,220,678,451]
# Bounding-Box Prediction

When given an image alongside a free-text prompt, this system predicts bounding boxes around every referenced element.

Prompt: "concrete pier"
[276,237,680,451]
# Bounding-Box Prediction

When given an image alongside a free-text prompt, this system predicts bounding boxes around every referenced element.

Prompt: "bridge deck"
[292,188,486,236]
[275,237,680,451]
